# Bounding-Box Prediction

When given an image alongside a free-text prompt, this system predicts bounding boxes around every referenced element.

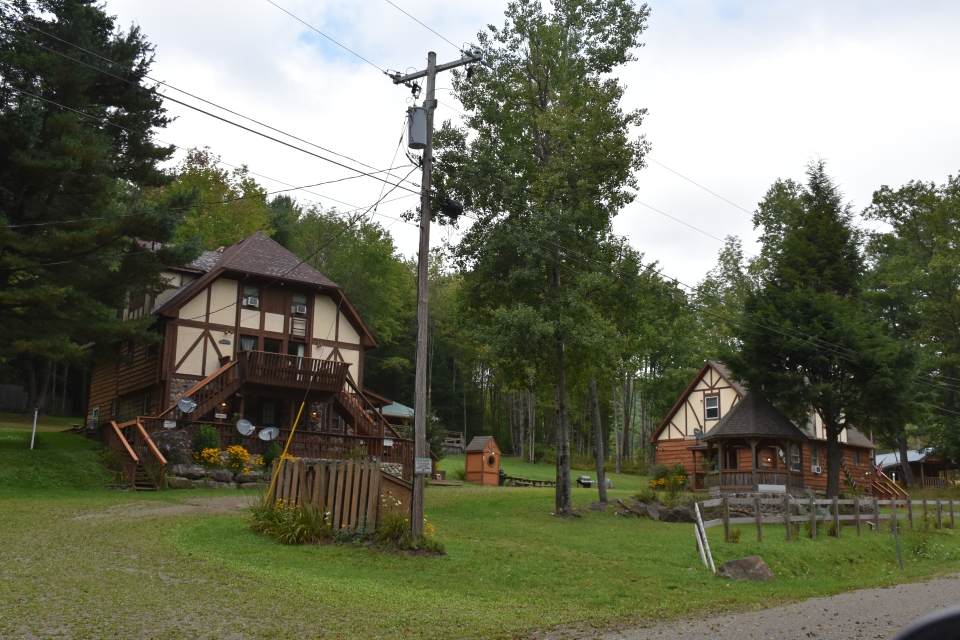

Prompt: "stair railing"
[104,420,139,489]
[157,360,238,420]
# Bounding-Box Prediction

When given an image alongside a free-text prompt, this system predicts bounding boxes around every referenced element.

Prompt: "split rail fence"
[268,457,382,533]
[696,496,959,543]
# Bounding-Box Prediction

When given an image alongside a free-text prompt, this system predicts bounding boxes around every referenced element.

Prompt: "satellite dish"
[693,428,704,441]
[236,419,255,436]
[177,396,197,414]
[258,427,280,441]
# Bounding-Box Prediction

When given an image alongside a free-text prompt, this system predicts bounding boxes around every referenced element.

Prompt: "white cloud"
[105,0,960,287]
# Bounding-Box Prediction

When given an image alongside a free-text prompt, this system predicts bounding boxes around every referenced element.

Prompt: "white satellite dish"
[258,427,280,441]
[236,419,255,436]
[177,396,197,414]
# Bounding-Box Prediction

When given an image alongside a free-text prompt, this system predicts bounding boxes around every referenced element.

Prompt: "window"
[110,398,119,417]
[811,446,820,468]
[290,317,308,340]
[145,343,158,359]
[242,285,260,307]
[791,444,801,471]
[854,450,861,466]
[90,405,100,429]
[331,409,342,432]
[263,338,282,353]
[705,395,720,420]
[291,293,307,312]
[287,342,305,357]
[142,393,151,416]
[239,335,258,351]
[261,401,276,426]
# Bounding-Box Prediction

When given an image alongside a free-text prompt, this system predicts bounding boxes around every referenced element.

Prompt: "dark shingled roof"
[465,436,497,453]
[707,360,748,396]
[214,231,338,287]
[703,393,810,442]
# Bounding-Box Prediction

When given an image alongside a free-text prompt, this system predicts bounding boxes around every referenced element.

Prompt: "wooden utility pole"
[390,48,483,539]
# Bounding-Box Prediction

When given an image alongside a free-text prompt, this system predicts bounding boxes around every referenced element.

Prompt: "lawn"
[1,431,959,638]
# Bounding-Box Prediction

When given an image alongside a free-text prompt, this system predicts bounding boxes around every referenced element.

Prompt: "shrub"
[193,424,220,454]
[251,498,331,545]
[452,466,466,482]
[375,492,409,545]
[149,429,192,465]
[196,447,222,468]
[226,445,250,473]
[634,486,658,504]
[729,528,742,543]
[262,441,282,469]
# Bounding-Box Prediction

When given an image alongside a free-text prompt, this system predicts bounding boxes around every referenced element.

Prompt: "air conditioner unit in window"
[242,296,260,308]
[812,465,822,474]
[291,304,308,315]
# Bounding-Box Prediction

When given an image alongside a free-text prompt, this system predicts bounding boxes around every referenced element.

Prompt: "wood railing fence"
[268,457,383,533]
[697,496,959,542]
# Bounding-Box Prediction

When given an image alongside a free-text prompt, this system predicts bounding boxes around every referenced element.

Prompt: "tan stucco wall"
[239,309,260,330]
[208,279,237,325]
[313,296,338,341]
[338,311,360,344]
[174,326,204,376]
[179,288,207,321]
[264,312,285,334]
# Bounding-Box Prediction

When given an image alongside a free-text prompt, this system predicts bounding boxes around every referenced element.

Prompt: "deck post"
[748,439,759,492]
[723,495,730,543]
[810,497,817,540]
[873,496,880,533]
[907,498,914,530]
[784,493,791,541]
[755,495,762,542]
[833,497,840,538]
[855,497,861,536]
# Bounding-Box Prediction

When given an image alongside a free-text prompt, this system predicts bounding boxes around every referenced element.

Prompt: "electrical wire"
[382,0,462,52]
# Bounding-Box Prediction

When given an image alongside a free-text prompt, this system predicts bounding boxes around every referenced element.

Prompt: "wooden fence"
[268,457,384,533]
[697,496,959,542]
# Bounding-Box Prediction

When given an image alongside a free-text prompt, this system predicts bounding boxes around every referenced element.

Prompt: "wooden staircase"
[869,475,909,500]
[332,377,401,439]
[133,463,160,491]
[102,420,167,491]
[157,360,240,420]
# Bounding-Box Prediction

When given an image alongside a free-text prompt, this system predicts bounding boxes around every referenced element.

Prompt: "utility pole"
[390,48,483,539]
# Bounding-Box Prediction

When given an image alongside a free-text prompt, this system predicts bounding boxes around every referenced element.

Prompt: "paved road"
[596,574,960,640]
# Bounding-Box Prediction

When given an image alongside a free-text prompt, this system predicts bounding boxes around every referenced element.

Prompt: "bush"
[226,445,250,473]
[452,466,466,481]
[251,498,331,545]
[533,443,555,464]
[196,447,222,468]
[262,441,282,469]
[634,486,658,504]
[729,528,742,543]
[149,429,192,465]
[375,492,409,545]
[193,424,220,454]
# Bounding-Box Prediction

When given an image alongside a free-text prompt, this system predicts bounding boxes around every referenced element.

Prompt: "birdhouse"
[464,436,501,485]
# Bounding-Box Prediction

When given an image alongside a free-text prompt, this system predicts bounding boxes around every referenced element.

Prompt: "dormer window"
[242,286,260,308]
[705,395,720,420]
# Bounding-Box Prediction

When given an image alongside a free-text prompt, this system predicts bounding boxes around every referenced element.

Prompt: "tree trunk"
[527,391,536,463]
[897,436,915,487]
[825,426,842,498]
[589,376,608,503]
[554,336,572,516]
[611,378,622,473]
[622,373,631,459]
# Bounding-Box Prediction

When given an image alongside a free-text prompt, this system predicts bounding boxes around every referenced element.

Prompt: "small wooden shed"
[465,436,501,485]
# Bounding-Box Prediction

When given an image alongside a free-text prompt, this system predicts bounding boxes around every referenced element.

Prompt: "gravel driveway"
[607,574,960,639]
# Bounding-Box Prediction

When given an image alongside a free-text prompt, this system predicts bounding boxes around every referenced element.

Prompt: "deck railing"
[238,350,349,392]
[706,469,806,492]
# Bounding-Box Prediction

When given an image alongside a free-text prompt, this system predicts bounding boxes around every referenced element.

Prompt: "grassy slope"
[0,435,958,638]
[440,454,652,493]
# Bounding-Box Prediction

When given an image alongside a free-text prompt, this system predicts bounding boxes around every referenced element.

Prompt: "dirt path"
[70,495,255,520]
[605,574,960,639]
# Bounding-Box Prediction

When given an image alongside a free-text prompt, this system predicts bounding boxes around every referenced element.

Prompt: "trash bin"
[498,469,506,486]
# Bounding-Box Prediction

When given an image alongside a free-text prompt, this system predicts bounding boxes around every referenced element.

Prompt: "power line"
[383,0,462,52]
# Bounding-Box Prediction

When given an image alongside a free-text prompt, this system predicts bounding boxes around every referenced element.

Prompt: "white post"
[695,502,716,573]
[694,515,708,569]
[29,403,38,450]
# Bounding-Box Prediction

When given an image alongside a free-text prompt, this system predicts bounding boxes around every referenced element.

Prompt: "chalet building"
[875,449,958,489]
[651,361,876,496]
[88,232,412,477]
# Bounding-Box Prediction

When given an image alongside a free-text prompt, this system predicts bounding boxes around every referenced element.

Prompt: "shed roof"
[381,402,414,418]
[875,448,937,468]
[703,393,810,442]
[465,436,498,453]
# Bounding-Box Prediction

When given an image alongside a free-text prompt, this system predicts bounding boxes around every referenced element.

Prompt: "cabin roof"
[703,393,810,442]
[875,448,939,467]
[381,402,414,418]
[465,436,498,453]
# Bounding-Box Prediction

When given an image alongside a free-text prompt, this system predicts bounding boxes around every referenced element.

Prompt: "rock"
[662,506,696,524]
[235,471,265,483]
[240,482,267,490]
[605,478,613,489]
[717,556,775,582]
[215,482,233,489]
[192,478,217,488]
[645,503,661,521]
[170,464,205,480]
[166,476,194,490]
[206,469,234,483]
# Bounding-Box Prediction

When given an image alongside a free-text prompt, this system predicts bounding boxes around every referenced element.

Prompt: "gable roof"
[153,232,376,347]
[703,393,810,442]
[465,436,499,453]
[843,427,876,450]
[651,361,747,441]
[381,402,414,418]
[875,448,938,468]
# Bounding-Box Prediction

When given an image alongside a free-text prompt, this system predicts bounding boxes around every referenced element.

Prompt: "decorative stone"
[605,478,613,489]
[235,471,265,483]
[215,482,233,489]
[192,478,217,488]
[240,482,268,490]
[717,556,775,582]
[662,506,697,523]
[170,464,205,479]
[645,503,661,521]
[166,476,194,490]
[206,469,234,483]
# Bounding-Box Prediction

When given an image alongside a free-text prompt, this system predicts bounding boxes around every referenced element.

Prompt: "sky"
[105,0,960,288]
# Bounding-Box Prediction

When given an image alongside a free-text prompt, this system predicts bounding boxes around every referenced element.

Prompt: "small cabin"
[465,436,501,485]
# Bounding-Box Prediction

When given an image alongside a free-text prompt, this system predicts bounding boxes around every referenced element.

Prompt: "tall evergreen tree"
[724,161,917,497]
[0,0,199,407]
[435,0,650,514]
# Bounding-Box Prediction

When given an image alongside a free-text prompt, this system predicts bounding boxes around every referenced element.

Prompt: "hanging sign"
[163,420,177,430]
[414,457,432,474]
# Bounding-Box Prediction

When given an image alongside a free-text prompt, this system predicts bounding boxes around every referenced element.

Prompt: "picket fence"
[268,457,383,533]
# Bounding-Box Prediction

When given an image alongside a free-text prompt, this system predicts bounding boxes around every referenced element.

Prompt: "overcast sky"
[106,0,960,288]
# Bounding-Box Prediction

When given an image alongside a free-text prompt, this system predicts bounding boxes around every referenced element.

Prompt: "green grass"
[0,411,79,432]
[1,435,959,638]
[0,428,110,490]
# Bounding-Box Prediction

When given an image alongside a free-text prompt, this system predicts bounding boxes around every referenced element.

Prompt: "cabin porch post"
[748,438,759,492]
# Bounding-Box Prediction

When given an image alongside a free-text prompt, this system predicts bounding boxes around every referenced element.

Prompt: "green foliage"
[728,528,742,543]
[633,486,658,504]
[261,441,282,469]
[374,492,409,545]
[0,430,110,490]
[250,498,331,545]
[192,424,220,455]
[0,1,201,391]
[649,463,686,481]
[452,465,466,481]
[149,429,192,465]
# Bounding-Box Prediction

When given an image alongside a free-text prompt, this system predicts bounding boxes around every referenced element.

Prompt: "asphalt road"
[606,574,960,640]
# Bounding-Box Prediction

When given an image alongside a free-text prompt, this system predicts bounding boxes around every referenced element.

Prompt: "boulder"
[644,503,661,521]
[166,476,194,490]
[240,482,267,491]
[206,469,234,483]
[662,506,697,524]
[717,556,775,582]
[215,482,234,489]
[170,464,205,480]
[235,471,265,484]
[605,478,613,489]
[192,478,217,488]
